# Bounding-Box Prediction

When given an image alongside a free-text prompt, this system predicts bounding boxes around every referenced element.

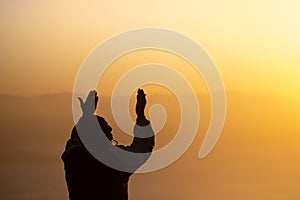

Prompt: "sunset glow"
[0,1,299,200]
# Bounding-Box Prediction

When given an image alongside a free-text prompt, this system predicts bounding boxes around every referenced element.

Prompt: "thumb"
[78,97,84,107]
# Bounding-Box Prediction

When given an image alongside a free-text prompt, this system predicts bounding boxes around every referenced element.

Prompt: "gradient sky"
[0,0,299,97]
[1,1,300,199]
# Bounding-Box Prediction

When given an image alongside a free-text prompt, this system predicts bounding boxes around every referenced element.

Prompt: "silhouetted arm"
[61,90,98,161]
[63,90,154,172]
[118,89,154,153]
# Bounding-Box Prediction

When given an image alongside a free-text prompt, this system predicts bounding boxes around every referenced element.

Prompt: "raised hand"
[136,89,150,126]
[136,89,146,117]
[78,90,99,116]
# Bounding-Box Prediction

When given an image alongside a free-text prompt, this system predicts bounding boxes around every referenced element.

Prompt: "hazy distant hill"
[0,92,299,200]
[0,91,298,165]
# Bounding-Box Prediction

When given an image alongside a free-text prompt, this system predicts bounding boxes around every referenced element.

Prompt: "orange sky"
[1,2,300,199]
[0,0,299,97]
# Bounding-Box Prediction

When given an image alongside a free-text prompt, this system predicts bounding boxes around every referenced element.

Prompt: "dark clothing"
[62,118,154,200]
[63,146,131,200]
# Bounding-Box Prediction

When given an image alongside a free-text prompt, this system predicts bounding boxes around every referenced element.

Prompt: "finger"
[78,97,84,107]
[86,90,96,102]
[89,90,95,97]
[95,96,99,106]
[138,88,144,93]
[139,89,146,96]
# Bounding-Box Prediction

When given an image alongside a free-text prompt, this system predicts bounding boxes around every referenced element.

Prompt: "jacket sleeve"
[115,123,155,173]
[63,115,155,173]
[118,123,155,153]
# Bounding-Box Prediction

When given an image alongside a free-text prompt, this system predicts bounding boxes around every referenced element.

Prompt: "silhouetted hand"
[78,90,98,116]
[136,89,150,126]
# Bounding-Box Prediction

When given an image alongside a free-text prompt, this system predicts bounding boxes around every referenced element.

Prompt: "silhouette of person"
[62,89,155,200]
